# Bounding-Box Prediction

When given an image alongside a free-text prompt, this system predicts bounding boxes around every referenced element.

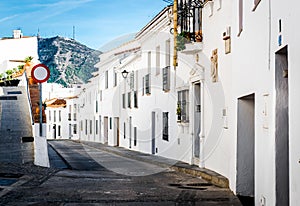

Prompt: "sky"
[0,0,170,50]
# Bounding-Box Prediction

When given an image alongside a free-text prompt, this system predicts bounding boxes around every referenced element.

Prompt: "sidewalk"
[77,140,229,188]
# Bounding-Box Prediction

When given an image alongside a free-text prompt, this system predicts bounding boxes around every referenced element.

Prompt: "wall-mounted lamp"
[121,69,129,79]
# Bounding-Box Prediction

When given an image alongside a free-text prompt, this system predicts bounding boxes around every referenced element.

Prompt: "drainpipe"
[199,78,205,168]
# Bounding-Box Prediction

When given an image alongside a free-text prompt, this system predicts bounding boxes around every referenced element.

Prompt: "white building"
[44,83,81,140]
[0,30,39,74]
[69,1,300,205]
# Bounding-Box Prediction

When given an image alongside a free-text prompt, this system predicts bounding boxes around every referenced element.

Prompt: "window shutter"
[163,66,170,92]
[145,74,150,94]
[130,72,134,90]
[142,77,145,95]
[163,112,169,141]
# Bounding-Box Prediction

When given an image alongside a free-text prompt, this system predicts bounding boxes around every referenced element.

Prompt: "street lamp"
[121,69,129,79]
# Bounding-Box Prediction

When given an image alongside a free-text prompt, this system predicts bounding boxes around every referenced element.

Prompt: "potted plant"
[3,69,20,86]
[0,73,4,86]
[176,31,191,51]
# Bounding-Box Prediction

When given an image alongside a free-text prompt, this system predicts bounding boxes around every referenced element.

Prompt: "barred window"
[145,74,151,95]
[122,93,126,109]
[128,92,131,108]
[162,66,170,92]
[178,90,189,122]
[73,124,77,134]
[162,112,169,141]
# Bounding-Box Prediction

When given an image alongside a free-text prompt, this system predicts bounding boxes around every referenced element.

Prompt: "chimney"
[13,30,23,39]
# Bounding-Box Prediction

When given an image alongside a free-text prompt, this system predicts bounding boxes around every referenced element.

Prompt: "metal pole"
[173,0,178,68]
[39,83,43,137]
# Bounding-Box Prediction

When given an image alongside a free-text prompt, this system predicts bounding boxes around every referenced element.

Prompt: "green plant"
[5,69,13,80]
[0,73,4,81]
[24,56,33,63]
[17,64,24,71]
[176,32,191,51]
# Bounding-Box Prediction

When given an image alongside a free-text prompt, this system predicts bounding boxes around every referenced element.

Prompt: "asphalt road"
[1,140,242,205]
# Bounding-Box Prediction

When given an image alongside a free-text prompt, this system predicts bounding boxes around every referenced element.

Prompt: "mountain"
[38,36,101,87]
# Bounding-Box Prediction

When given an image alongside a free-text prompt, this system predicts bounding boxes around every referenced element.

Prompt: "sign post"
[31,64,50,137]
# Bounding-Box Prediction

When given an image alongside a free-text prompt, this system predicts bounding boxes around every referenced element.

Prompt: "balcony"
[180,41,203,55]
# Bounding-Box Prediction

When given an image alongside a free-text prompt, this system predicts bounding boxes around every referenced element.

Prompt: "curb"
[78,140,229,188]
[47,142,73,170]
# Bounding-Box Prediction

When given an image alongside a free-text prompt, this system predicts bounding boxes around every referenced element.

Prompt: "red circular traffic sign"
[31,64,50,83]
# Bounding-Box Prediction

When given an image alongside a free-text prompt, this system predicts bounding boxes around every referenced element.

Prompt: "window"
[96,100,98,113]
[114,71,117,87]
[49,111,51,121]
[59,110,61,122]
[110,117,112,130]
[85,119,88,135]
[253,0,261,11]
[54,111,56,122]
[238,0,243,36]
[100,90,103,101]
[95,120,98,135]
[178,90,190,122]
[148,51,151,74]
[58,125,61,136]
[73,113,77,121]
[134,91,138,108]
[73,124,77,134]
[134,127,137,146]
[166,39,171,67]
[90,120,93,134]
[105,70,108,89]
[163,66,170,92]
[80,120,83,131]
[142,77,145,96]
[162,112,169,141]
[68,113,71,121]
[156,46,160,75]
[122,93,126,109]
[145,74,151,95]
[124,122,126,139]
[128,92,131,108]
[130,72,134,90]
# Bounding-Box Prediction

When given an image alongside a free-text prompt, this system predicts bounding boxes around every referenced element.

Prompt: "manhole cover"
[0,178,18,186]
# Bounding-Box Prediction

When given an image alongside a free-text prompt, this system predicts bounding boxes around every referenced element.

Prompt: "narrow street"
[1,140,242,205]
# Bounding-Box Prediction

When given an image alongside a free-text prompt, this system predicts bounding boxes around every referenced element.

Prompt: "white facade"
[61,1,300,205]
[44,83,81,140]
[0,32,39,74]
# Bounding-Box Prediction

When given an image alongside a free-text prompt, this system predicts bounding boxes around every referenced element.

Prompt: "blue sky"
[0,0,170,50]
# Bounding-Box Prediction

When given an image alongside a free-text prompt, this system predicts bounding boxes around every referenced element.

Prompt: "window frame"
[162,112,169,141]
[177,89,190,123]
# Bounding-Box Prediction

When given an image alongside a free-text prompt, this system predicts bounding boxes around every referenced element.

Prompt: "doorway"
[275,46,289,206]
[99,116,102,142]
[193,82,201,161]
[114,117,120,146]
[53,124,56,139]
[151,112,156,154]
[104,117,108,144]
[236,94,255,203]
[129,116,132,148]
